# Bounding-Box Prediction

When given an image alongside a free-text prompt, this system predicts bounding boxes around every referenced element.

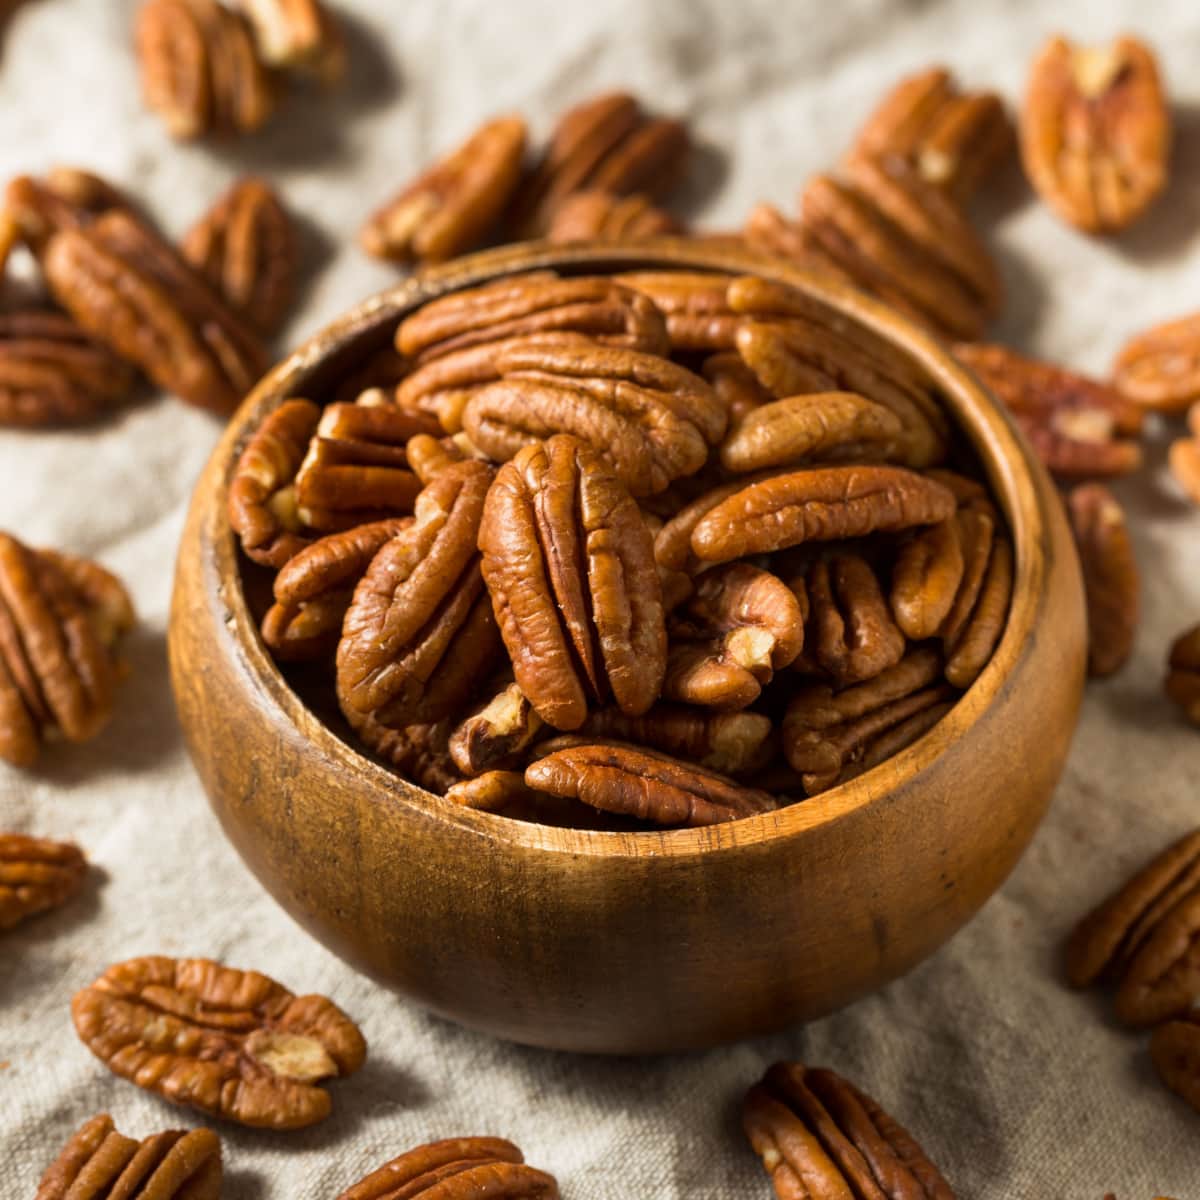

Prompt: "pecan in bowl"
[169,241,1085,1053]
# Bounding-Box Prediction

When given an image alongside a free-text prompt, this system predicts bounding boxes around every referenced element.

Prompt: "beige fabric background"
[2,0,1199,1195]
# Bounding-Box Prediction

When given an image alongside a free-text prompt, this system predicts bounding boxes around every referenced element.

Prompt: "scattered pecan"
[35,1114,221,1200]
[43,210,268,414]
[337,461,500,729]
[548,191,680,243]
[1113,312,1200,413]
[614,272,736,352]
[1067,484,1139,678]
[480,435,665,729]
[1020,35,1169,234]
[448,680,543,776]
[1166,625,1200,726]
[71,955,366,1129]
[744,1061,956,1200]
[0,832,87,930]
[360,116,527,265]
[136,0,276,140]
[1115,886,1200,1027]
[4,169,134,257]
[526,740,774,828]
[335,1136,559,1200]
[182,177,297,336]
[742,203,856,282]
[234,0,345,83]
[1151,1019,1200,1116]
[0,310,136,427]
[891,519,964,641]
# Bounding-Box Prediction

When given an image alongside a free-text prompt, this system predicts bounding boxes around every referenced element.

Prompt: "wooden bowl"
[169,241,1086,1054]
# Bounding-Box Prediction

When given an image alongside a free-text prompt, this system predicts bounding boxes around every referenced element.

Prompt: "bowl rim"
[198,238,1050,862]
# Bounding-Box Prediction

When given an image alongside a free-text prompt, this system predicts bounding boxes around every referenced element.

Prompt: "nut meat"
[1113,311,1200,414]
[0,832,87,930]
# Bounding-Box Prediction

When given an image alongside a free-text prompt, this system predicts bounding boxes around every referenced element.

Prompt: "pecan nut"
[890,518,964,641]
[182,177,297,336]
[353,716,461,794]
[480,434,665,730]
[942,530,1012,689]
[742,203,857,283]
[360,115,527,265]
[235,0,345,83]
[744,1061,957,1200]
[448,680,543,776]
[703,351,773,428]
[0,832,87,930]
[548,191,680,244]
[35,1114,221,1200]
[1020,35,1169,233]
[1113,311,1200,413]
[1067,484,1139,678]
[4,169,135,258]
[525,740,775,827]
[1166,625,1200,726]
[335,1136,559,1200]
[1115,887,1200,1027]
[613,272,737,352]
[71,955,366,1129]
[1151,1019,1200,1116]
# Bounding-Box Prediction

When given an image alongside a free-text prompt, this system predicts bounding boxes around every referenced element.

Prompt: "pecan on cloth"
[234,0,345,83]
[1113,311,1200,414]
[0,832,86,930]
[4,169,135,258]
[34,1113,221,1200]
[1151,1019,1200,1117]
[71,955,366,1129]
[1166,625,1200,726]
[548,191,680,244]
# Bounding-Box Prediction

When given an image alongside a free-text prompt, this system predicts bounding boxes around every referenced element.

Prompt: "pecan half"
[703,351,773,428]
[942,532,1012,688]
[614,272,737,352]
[744,1061,956,1200]
[480,435,665,730]
[228,398,320,567]
[4,169,134,258]
[1020,35,1169,234]
[0,832,87,930]
[43,210,267,414]
[890,519,964,640]
[0,310,136,427]
[1115,887,1200,1027]
[1151,1019,1200,1116]
[448,680,543,776]
[525,740,774,827]
[548,191,679,243]
[1166,625,1200,726]
[235,0,345,83]
[406,433,470,485]
[337,461,500,729]
[35,1114,221,1200]
[742,203,856,283]
[182,177,297,336]
[690,466,956,564]
[1113,312,1200,413]
[360,116,527,265]
[335,1136,559,1200]
[1068,484,1139,678]
[71,955,366,1129]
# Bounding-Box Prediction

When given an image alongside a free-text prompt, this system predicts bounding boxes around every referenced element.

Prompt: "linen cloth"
[3,0,1199,1195]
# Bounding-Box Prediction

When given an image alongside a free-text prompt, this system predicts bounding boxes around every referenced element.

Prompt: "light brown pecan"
[228,398,320,567]
[614,272,737,352]
[847,66,1013,203]
[1170,433,1200,505]
[891,519,964,641]
[0,310,136,427]
[35,1114,221,1200]
[405,433,470,485]
[43,210,268,415]
[262,518,410,662]
[337,461,499,730]
[1166,625,1200,726]
[0,832,87,930]
[448,680,543,776]
[548,191,680,243]
[1064,829,1200,990]
[1115,887,1200,1027]
[690,466,956,564]
[4,169,135,257]
[744,1061,957,1200]
[335,1136,559,1200]
[1020,35,1169,234]
[942,532,1012,689]
[652,477,754,577]
[525,740,774,828]
[742,203,856,283]
[1067,484,1139,678]
[234,0,345,83]
[480,435,665,730]
[1113,312,1200,413]
[703,351,773,428]
[1151,1019,1200,1116]
[72,955,366,1129]
[182,177,297,336]
[360,115,527,265]
[136,0,276,140]
[445,770,537,814]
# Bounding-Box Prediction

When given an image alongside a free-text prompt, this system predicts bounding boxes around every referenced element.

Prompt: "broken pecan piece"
[548,191,680,243]
[71,955,366,1129]
[360,115,527,265]
[1166,626,1200,726]
[35,1113,222,1200]
[0,832,87,930]
[1151,1019,1200,1116]
[1113,311,1200,413]
[1020,35,1169,234]
[448,680,543,776]
[525,740,774,827]
[234,0,345,83]
[480,435,665,730]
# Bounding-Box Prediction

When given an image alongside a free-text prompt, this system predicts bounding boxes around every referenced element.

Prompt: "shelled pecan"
[235,0,345,83]
[1166,626,1200,726]
[35,1114,221,1200]
[71,955,366,1129]
[548,191,679,243]
[1113,887,1200,1027]
[448,680,543,776]
[1151,1019,1200,1116]
[354,717,461,793]
[742,203,854,281]
[0,832,87,930]
[702,352,773,428]
[890,518,963,641]
[1113,312,1200,414]
[182,177,297,336]
[1020,35,1169,234]
[614,272,737,352]
[4,169,133,257]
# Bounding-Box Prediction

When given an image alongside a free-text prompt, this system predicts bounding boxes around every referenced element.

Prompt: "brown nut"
[891,518,964,641]
[1115,887,1200,1027]
[525,740,775,828]
[182,177,297,336]
[0,832,87,930]
[742,203,857,283]
[1068,483,1139,678]
[337,461,500,730]
[448,681,544,776]
[690,466,956,564]
[71,955,366,1129]
[548,191,680,244]
[1150,1019,1200,1117]
[35,1114,222,1200]
[480,434,665,730]
[234,0,345,83]
[744,1061,957,1200]
[1113,312,1200,413]
[360,115,527,265]
[942,532,1013,689]
[4,169,136,257]
[228,398,321,567]
[613,272,737,352]
[1166,625,1200,726]
[1020,35,1169,234]
[335,1136,559,1200]
[0,310,136,428]
[703,351,773,428]
[354,716,461,794]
